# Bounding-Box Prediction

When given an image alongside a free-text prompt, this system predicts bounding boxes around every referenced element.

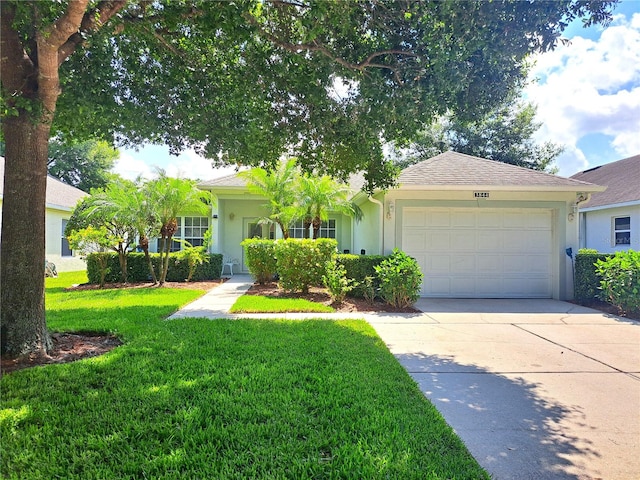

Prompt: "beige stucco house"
[570,154,640,253]
[0,157,88,272]
[199,152,605,300]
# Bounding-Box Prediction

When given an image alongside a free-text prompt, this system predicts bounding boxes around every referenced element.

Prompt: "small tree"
[147,172,212,285]
[296,175,363,239]
[67,226,114,288]
[239,158,300,239]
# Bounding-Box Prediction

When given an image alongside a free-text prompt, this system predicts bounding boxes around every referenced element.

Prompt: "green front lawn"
[229,294,335,313]
[1,272,488,479]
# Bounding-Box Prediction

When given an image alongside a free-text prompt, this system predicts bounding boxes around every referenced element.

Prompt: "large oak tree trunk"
[1,114,52,356]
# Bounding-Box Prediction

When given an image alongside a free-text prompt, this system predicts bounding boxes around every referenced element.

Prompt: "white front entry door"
[402,207,553,298]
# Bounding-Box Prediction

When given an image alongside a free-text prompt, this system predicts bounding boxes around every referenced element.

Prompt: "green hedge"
[335,254,387,298]
[86,252,222,284]
[240,238,277,284]
[574,251,611,304]
[595,250,640,314]
[274,238,337,293]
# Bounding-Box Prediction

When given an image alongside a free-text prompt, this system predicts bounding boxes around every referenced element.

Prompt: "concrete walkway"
[169,276,640,480]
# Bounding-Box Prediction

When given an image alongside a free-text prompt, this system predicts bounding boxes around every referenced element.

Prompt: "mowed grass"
[1,272,489,479]
[229,294,335,313]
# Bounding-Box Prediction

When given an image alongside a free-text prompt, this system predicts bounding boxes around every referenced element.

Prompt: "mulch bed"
[244,281,420,314]
[1,332,122,376]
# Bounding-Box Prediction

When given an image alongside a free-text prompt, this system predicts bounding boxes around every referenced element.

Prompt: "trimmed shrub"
[574,250,610,304]
[86,252,222,284]
[323,259,357,304]
[275,238,337,293]
[335,253,387,298]
[241,238,277,284]
[595,250,640,315]
[375,249,423,308]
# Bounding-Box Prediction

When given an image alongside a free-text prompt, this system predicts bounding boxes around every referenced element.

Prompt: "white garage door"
[402,207,553,298]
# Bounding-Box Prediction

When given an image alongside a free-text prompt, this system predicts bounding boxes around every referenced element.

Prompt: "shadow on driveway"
[399,352,602,480]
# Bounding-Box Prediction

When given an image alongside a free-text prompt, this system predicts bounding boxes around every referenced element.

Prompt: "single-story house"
[570,154,640,253]
[0,157,88,272]
[199,152,605,300]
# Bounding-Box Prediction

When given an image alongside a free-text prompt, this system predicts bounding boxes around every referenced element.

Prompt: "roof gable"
[0,157,88,209]
[399,151,599,190]
[570,154,640,208]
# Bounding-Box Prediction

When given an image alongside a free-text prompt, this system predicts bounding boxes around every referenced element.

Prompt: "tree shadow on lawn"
[396,353,602,480]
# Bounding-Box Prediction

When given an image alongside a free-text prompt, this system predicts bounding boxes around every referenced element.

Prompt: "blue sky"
[115,1,640,181]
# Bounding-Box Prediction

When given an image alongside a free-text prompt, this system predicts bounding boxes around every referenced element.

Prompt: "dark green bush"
[335,254,387,298]
[595,250,640,314]
[322,259,357,304]
[375,249,423,308]
[241,238,277,284]
[274,238,337,293]
[87,252,222,284]
[574,251,610,303]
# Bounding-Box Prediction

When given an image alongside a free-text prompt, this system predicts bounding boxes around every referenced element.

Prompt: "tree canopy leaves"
[393,97,564,172]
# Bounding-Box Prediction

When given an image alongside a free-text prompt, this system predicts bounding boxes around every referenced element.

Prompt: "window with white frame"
[288,219,336,239]
[184,216,209,247]
[613,216,631,246]
[156,216,210,252]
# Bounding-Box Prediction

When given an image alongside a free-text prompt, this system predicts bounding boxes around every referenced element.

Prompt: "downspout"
[368,196,384,255]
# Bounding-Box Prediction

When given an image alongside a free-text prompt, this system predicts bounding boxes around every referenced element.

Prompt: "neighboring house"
[0,157,88,272]
[200,152,604,300]
[570,154,640,253]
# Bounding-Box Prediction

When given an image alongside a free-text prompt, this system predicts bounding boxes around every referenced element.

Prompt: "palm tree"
[238,158,299,239]
[129,177,159,283]
[148,171,211,285]
[85,179,139,283]
[296,174,363,239]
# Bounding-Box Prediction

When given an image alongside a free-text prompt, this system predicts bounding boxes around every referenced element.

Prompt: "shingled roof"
[199,151,603,194]
[570,154,640,209]
[0,157,88,210]
[398,151,601,190]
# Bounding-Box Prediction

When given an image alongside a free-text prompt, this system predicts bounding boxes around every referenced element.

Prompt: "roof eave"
[580,199,640,212]
[391,184,607,193]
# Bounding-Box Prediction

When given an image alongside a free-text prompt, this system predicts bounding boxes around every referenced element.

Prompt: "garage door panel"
[452,211,476,228]
[426,277,451,296]
[429,211,452,227]
[428,232,452,251]
[404,209,426,227]
[451,234,476,250]
[403,208,553,298]
[526,230,552,252]
[477,255,503,274]
[451,255,476,274]
[502,211,527,229]
[427,255,451,274]
[477,211,501,228]
[450,277,476,296]
[404,231,427,251]
[528,211,552,228]
[478,231,502,251]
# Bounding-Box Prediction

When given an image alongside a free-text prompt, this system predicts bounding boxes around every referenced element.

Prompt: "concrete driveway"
[367,299,640,480]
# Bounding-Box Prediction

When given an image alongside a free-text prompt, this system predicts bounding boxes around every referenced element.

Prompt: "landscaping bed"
[244,281,420,314]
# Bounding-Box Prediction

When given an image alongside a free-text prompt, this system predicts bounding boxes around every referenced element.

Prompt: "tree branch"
[58,1,128,66]
[244,12,417,82]
[0,2,37,95]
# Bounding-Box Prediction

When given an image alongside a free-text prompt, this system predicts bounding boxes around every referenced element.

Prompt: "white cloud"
[114,148,241,181]
[525,12,640,174]
[113,152,154,180]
